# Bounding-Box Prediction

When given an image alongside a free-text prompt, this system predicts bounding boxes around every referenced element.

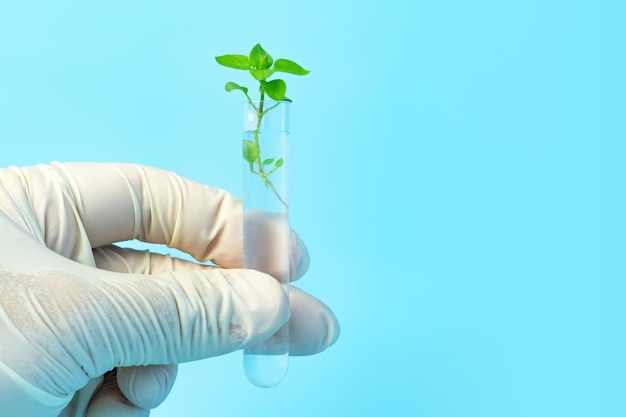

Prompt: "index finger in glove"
[51,162,309,276]
[56,162,241,268]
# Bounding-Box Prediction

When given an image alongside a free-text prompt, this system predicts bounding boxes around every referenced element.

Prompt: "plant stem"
[254,90,266,175]
[251,89,289,210]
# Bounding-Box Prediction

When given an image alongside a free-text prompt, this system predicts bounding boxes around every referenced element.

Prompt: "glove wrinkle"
[34,164,97,266]
[110,164,143,243]
[0,168,47,245]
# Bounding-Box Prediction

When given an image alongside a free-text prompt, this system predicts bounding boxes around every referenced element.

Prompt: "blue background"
[1,1,625,416]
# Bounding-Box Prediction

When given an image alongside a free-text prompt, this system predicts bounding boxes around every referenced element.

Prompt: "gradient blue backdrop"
[1,1,624,416]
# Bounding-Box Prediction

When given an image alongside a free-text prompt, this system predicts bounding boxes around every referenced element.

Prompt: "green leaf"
[243,140,259,169]
[261,79,287,101]
[250,68,274,81]
[249,43,273,69]
[274,158,284,168]
[225,81,248,93]
[215,54,250,70]
[263,158,275,165]
[273,59,310,76]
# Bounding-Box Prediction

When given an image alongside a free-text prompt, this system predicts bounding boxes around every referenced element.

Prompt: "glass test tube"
[242,100,290,387]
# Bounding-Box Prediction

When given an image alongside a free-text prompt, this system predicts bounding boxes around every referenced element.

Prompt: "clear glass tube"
[242,100,290,387]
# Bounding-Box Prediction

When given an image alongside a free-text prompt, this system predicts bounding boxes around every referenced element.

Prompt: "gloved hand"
[0,162,339,417]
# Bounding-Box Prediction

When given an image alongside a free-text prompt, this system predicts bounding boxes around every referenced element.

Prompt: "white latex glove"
[0,162,339,417]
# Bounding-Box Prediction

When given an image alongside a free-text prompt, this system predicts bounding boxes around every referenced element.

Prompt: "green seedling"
[215,43,309,208]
